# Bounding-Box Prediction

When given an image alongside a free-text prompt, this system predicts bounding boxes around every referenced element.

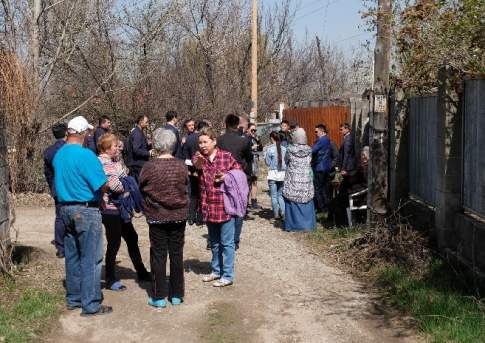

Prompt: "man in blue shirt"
[43,123,67,258]
[312,124,332,213]
[53,115,112,316]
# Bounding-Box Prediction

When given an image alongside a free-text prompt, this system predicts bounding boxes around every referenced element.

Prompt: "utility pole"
[32,0,42,84]
[250,0,258,124]
[368,0,392,218]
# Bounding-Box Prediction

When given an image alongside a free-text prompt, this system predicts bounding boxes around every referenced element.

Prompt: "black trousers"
[149,221,186,299]
[188,175,201,225]
[102,213,147,285]
[128,166,142,183]
[313,171,330,212]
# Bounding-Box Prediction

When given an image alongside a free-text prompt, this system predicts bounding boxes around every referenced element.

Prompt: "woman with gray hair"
[139,128,189,308]
[282,128,316,231]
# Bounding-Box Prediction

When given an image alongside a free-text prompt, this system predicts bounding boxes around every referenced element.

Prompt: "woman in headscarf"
[282,128,316,231]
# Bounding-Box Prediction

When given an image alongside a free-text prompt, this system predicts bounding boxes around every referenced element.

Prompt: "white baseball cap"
[67,116,94,134]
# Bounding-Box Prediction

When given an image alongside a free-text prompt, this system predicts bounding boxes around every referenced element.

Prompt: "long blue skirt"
[284,200,316,232]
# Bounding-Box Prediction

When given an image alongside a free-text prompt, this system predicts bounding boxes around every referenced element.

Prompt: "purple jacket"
[221,169,249,218]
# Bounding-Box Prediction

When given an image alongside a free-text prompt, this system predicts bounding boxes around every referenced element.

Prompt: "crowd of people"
[43,111,366,316]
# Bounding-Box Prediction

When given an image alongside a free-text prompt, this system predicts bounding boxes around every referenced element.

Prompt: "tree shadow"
[184,258,211,275]
[250,208,273,220]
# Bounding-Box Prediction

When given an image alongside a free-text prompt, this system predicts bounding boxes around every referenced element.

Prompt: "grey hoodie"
[283,144,314,203]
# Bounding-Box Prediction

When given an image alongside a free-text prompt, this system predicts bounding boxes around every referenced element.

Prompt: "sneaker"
[171,297,183,305]
[56,251,65,258]
[202,274,221,282]
[148,297,167,308]
[107,281,127,292]
[80,305,113,316]
[213,278,233,287]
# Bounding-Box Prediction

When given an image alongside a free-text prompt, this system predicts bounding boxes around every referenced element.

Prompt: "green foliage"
[377,260,485,343]
[0,288,63,343]
[397,0,485,92]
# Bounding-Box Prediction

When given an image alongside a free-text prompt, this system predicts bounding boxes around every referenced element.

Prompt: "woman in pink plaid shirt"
[193,127,241,287]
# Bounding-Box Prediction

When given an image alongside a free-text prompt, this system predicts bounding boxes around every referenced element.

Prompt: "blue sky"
[264,0,373,55]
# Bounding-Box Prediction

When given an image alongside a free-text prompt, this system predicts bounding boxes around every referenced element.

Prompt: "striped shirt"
[98,154,126,211]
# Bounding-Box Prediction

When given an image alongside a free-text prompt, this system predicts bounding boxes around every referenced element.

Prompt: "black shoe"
[56,251,65,259]
[235,243,239,250]
[80,305,113,317]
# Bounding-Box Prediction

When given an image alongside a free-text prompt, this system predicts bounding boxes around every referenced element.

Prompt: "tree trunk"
[0,110,11,273]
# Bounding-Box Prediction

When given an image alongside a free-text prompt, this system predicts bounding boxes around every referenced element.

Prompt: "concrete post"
[434,65,463,250]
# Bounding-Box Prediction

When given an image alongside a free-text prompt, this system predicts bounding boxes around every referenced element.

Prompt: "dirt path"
[14,194,420,343]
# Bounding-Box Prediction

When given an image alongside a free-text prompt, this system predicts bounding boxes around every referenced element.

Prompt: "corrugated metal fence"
[283,106,350,146]
[463,79,485,217]
[409,96,438,206]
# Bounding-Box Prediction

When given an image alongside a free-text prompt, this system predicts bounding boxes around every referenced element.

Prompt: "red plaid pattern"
[194,149,240,223]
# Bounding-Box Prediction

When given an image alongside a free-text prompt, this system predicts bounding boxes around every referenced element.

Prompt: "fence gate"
[409,96,438,206]
[463,79,485,218]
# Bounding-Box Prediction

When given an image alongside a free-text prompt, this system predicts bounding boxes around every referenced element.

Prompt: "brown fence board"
[283,106,351,147]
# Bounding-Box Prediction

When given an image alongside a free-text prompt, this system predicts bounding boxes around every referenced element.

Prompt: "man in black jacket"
[217,114,252,250]
[125,115,152,182]
[217,114,252,175]
[162,110,183,159]
[43,123,67,258]
[337,123,356,175]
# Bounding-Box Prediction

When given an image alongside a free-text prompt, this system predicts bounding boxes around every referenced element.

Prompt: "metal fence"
[463,79,485,217]
[409,96,438,206]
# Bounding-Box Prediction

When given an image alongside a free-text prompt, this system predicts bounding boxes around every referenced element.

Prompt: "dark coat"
[217,130,252,176]
[43,139,66,197]
[84,135,97,154]
[94,127,109,146]
[337,133,356,172]
[163,123,183,159]
[183,132,199,161]
[112,176,143,223]
[125,126,150,168]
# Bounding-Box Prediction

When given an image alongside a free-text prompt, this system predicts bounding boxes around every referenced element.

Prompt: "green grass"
[0,278,63,343]
[377,260,485,343]
[307,225,362,244]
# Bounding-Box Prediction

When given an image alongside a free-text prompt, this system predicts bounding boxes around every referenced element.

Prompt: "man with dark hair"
[312,124,332,213]
[163,110,183,158]
[125,115,152,182]
[280,119,291,147]
[43,123,68,258]
[53,115,112,316]
[217,114,252,249]
[337,123,356,175]
[94,115,111,147]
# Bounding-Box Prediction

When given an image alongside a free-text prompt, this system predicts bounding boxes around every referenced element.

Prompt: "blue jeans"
[234,217,244,247]
[268,180,285,218]
[54,199,66,254]
[207,218,236,281]
[61,206,104,314]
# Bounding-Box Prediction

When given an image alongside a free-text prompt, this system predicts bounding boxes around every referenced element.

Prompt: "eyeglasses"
[250,129,256,133]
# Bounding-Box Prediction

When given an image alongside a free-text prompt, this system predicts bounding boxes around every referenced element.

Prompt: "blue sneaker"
[171,297,183,305]
[148,297,167,308]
